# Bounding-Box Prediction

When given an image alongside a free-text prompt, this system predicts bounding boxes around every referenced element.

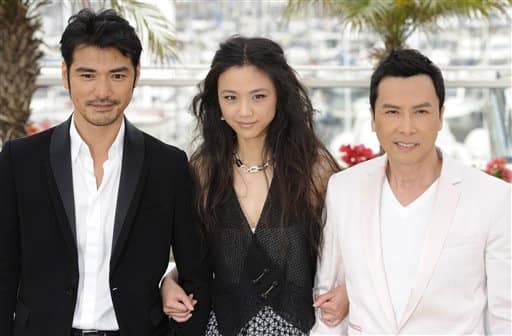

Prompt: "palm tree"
[0,0,177,144]
[286,0,511,61]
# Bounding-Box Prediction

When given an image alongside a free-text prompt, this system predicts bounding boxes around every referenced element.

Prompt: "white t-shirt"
[380,177,439,321]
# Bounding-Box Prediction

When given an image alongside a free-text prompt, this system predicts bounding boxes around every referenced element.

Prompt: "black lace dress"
[205,306,306,336]
[205,181,314,336]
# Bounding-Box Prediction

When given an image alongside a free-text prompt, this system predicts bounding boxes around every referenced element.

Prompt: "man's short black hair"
[60,8,142,71]
[370,49,445,112]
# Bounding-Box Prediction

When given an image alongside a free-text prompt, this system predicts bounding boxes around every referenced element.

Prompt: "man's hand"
[313,285,349,327]
[161,275,197,322]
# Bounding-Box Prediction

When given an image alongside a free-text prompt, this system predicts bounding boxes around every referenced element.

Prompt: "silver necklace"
[233,151,269,173]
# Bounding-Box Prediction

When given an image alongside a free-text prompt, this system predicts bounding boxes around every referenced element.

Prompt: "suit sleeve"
[169,151,210,335]
[485,186,512,334]
[311,176,348,335]
[0,141,20,334]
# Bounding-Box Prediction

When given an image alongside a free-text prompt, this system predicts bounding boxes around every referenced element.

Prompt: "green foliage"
[110,0,177,62]
[287,0,511,61]
[72,0,177,62]
[0,0,177,62]
[0,0,48,21]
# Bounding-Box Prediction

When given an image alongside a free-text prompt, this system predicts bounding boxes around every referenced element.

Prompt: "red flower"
[339,144,378,167]
[26,124,40,135]
[485,157,512,183]
[26,120,51,135]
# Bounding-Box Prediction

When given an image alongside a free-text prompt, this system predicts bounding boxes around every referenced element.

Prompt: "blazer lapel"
[110,119,145,265]
[360,155,398,332]
[49,117,77,255]
[398,154,462,330]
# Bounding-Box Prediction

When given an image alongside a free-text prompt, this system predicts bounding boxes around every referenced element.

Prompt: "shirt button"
[111,287,119,294]
[65,287,74,296]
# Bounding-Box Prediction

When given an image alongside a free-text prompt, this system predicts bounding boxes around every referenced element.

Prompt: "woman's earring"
[221,115,225,121]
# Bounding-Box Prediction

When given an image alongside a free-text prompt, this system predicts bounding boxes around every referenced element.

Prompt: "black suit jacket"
[0,118,210,336]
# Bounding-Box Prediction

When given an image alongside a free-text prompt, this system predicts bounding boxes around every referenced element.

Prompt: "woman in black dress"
[162,36,344,335]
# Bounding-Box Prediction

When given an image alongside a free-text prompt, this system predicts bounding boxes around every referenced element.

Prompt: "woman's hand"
[313,285,349,327]
[161,274,197,322]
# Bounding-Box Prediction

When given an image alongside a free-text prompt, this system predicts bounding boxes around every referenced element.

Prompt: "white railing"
[31,65,512,167]
[37,65,512,88]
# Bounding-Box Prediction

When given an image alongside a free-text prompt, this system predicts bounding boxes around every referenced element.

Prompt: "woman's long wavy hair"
[190,36,339,258]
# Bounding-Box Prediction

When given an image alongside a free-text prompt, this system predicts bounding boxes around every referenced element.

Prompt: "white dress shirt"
[70,117,124,330]
[380,177,438,322]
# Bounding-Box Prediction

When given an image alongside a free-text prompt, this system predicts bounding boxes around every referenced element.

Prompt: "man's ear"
[439,105,445,130]
[61,61,69,90]
[134,64,141,88]
[371,108,376,132]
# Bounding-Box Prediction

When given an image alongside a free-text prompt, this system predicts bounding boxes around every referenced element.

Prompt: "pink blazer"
[312,153,511,335]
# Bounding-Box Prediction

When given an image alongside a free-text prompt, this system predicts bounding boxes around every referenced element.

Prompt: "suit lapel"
[49,117,77,255]
[360,155,398,332]
[110,119,145,266]
[398,154,462,330]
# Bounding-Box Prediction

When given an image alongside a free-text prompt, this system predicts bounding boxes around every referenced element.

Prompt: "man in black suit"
[0,9,209,336]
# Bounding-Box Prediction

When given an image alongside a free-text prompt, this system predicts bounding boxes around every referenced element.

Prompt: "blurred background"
[2,0,511,171]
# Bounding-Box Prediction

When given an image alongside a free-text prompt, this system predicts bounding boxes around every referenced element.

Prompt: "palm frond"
[416,0,511,21]
[25,0,50,21]
[70,0,177,63]
[284,0,318,18]
[1,0,47,20]
[286,0,511,61]
[24,0,50,11]
[110,0,176,63]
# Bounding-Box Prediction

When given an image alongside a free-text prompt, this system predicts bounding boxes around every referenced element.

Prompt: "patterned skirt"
[205,306,307,336]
